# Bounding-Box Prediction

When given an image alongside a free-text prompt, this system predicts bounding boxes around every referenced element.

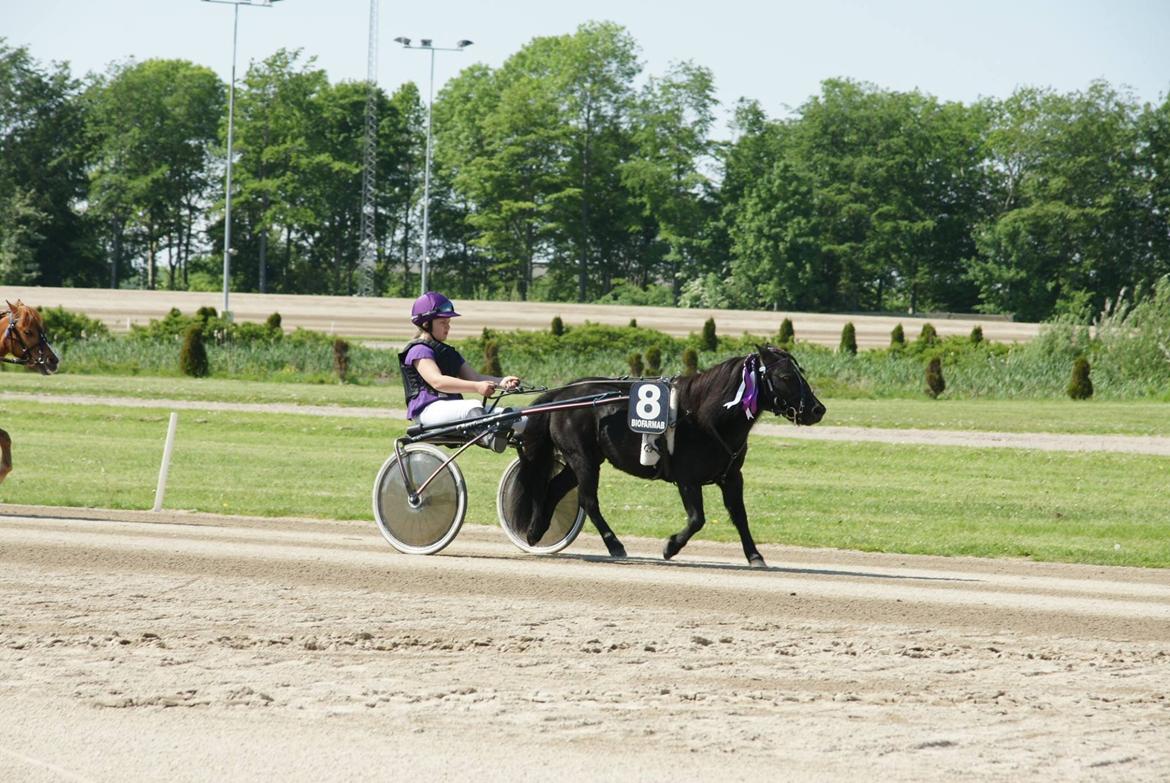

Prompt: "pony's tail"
[507,410,555,541]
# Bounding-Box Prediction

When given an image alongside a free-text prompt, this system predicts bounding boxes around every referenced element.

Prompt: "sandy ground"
[6,285,1042,348]
[1,506,1168,782]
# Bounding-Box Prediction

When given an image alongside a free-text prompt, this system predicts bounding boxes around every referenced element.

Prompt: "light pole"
[393,37,472,295]
[203,0,284,319]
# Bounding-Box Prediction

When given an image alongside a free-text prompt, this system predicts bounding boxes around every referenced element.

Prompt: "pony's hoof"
[606,544,627,559]
[663,540,681,560]
[748,555,767,568]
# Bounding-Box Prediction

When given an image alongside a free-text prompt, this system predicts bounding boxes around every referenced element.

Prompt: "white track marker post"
[152,412,179,512]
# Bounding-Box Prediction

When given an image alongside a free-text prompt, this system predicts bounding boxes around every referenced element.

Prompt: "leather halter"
[1,309,55,370]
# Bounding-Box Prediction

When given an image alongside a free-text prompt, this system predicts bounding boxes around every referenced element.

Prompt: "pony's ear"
[5,300,16,311]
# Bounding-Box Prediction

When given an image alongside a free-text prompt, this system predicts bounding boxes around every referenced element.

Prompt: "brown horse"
[1,300,60,484]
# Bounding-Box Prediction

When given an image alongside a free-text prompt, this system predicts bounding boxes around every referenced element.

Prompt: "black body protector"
[399,337,466,407]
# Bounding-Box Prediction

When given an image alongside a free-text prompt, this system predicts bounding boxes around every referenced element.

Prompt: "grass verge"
[3,372,1169,436]
[0,400,1165,567]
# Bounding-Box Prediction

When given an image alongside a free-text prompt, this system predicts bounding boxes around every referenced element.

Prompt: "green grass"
[4,372,1169,436]
[1,399,1166,567]
[822,398,1170,436]
[0,370,404,408]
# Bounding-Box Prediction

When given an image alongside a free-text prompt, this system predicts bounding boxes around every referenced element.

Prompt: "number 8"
[637,384,661,419]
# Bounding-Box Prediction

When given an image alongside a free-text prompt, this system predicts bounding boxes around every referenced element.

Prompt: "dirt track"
[6,285,1041,348]
[1,506,1167,781]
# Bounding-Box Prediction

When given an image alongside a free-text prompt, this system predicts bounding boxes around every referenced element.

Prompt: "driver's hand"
[475,380,497,397]
[500,375,521,390]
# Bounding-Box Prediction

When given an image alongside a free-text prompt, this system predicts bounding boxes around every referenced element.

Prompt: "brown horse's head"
[3,300,59,375]
[756,344,824,426]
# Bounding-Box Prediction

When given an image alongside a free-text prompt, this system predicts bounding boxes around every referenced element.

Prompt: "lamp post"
[393,37,472,295]
[203,0,284,319]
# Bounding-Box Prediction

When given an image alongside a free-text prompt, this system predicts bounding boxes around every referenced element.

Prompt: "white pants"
[417,399,485,427]
[417,398,527,434]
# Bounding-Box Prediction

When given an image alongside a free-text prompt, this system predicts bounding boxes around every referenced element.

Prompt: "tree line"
[2,23,1167,321]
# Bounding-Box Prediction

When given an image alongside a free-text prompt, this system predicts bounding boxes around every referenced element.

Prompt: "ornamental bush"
[701,318,717,351]
[777,318,794,346]
[925,357,945,398]
[627,352,644,377]
[333,339,350,382]
[482,340,502,376]
[839,322,857,355]
[1067,357,1093,399]
[682,348,698,376]
[917,323,939,348]
[970,324,984,344]
[36,305,109,344]
[890,323,905,348]
[179,324,209,377]
[645,346,662,376]
[550,316,564,337]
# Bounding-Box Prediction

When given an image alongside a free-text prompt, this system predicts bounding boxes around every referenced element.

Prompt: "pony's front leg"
[718,470,765,567]
[0,428,11,484]
[663,482,705,560]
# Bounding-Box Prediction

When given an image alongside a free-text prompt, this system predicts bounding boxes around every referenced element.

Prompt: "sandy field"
[1,505,1167,782]
[6,285,1042,348]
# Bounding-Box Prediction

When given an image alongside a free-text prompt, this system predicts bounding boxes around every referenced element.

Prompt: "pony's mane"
[677,354,748,426]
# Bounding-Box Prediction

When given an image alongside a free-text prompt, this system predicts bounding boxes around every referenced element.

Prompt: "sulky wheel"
[496,456,585,555]
[373,443,467,555]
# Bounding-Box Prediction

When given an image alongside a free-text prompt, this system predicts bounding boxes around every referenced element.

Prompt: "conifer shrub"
[970,324,983,344]
[925,357,945,398]
[482,340,502,376]
[551,316,564,337]
[627,352,644,377]
[890,323,905,348]
[917,322,939,347]
[179,324,210,378]
[777,318,794,346]
[629,318,637,328]
[333,339,349,382]
[196,306,217,322]
[1067,357,1093,400]
[645,346,662,376]
[266,312,282,331]
[701,318,717,351]
[839,322,857,355]
[682,348,698,376]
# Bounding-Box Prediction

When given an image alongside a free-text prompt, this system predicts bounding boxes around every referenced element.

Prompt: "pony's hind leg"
[0,428,11,484]
[664,482,706,560]
[564,455,626,558]
[525,465,579,546]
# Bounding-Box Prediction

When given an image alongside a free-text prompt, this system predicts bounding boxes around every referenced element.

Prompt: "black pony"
[510,345,825,566]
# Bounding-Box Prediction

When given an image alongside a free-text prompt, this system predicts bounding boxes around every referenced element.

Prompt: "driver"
[399,291,525,449]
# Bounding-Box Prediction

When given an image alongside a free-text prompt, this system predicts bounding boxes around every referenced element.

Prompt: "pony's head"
[2,300,59,375]
[756,345,824,426]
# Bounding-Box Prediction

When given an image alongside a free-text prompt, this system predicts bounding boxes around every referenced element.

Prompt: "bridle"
[1,310,56,373]
[758,352,812,422]
[704,349,812,480]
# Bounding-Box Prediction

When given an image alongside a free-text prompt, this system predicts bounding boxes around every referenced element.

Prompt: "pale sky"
[4,0,1169,136]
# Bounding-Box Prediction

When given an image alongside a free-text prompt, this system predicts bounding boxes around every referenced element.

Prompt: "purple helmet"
[410,291,461,327]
